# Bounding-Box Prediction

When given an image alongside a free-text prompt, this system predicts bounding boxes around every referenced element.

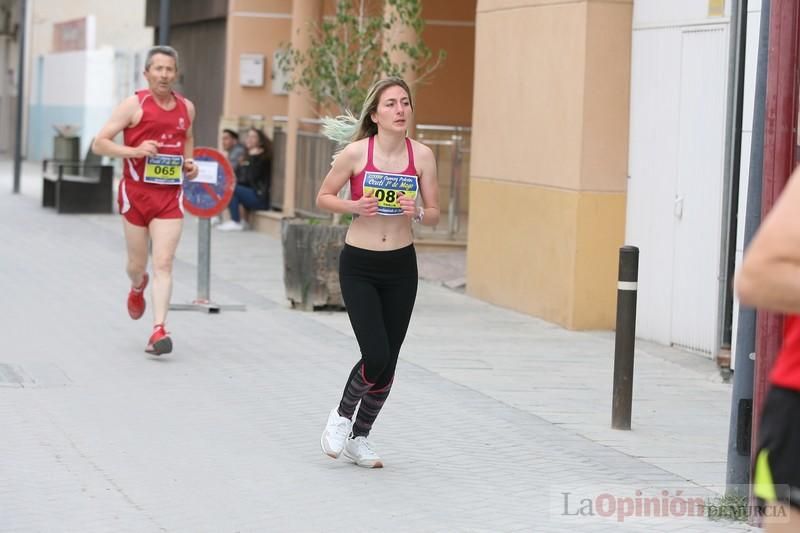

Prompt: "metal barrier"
[415,125,471,239]
[270,117,288,211]
[295,118,337,219]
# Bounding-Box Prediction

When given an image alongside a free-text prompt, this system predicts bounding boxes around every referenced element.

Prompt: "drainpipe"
[726,0,766,498]
[159,0,170,45]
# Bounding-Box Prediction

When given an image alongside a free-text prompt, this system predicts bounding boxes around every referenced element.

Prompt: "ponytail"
[321,111,359,146]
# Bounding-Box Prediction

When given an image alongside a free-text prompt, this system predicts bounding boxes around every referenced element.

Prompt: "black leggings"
[339,243,418,389]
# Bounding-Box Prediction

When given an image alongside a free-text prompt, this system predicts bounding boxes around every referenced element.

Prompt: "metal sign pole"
[197,217,211,302]
[170,147,245,313]
[169,216,245,313]
[12,0,27,194]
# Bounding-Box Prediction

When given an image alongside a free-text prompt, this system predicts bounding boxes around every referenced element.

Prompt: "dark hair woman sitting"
[217,127,272,231]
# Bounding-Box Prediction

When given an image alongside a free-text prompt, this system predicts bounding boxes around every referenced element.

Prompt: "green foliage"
[278,0,446,113]
[704,493,750,522]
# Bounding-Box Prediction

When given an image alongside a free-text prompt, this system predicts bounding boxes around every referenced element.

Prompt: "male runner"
[737,165,800,532]
[93,45,198,355]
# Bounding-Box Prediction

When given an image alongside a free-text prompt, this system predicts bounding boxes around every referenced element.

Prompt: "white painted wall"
[626,26,683,346]
[670,26,728,355]
[627,1,732,356]
[39,51,87,107]
[29,47,119,160]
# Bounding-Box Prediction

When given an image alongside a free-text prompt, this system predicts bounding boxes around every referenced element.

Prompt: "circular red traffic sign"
[182,147,235,218]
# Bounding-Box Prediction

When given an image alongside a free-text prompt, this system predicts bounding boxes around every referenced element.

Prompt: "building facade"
[13,0,770,363]
[146,0,756,359]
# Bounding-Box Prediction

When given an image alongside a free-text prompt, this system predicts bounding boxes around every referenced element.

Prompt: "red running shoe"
[127,273,149,320]
[145,324,172,355]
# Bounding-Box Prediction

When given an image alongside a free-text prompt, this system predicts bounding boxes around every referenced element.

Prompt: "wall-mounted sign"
[239,53,265,87]
[53,16,96,52]
[708,0,725,17]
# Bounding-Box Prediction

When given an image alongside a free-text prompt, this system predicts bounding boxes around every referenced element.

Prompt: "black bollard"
[612,246,639,430]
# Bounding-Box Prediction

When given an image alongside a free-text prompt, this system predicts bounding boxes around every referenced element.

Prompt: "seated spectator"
[212,129,248,226]
[217,127,272,231]
[222,128,246,176]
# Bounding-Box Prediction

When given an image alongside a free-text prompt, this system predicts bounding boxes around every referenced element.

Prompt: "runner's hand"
[131,140,160,158]
[397,194,416,218]
[353,192,379,217]
[183,159,198,180]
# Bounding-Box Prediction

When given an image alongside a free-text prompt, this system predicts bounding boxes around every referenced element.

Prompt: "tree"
[278,0,446,114]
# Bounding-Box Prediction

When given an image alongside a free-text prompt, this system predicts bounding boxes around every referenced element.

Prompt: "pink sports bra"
[350,135,418,201]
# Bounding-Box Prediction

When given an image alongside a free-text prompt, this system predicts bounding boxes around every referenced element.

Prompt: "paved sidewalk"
[1,161,756,532]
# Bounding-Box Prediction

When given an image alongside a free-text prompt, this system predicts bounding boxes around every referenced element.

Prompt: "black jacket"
[237,152,271,202]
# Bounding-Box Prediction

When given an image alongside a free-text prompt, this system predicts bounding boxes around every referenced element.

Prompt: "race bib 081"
[144,154,184,185]
[362,172,418,216]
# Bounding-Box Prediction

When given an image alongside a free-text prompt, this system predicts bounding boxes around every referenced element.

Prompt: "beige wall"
[467,180,579,325]
[221,0,475,130]
[317,0,475,128]
[283,0,323,216]
[415,1,476,126]
[223,0,292,133]
[472,1,586,190]
[581,0,632,192]
[573,191,628,326]
[468,0,631,329]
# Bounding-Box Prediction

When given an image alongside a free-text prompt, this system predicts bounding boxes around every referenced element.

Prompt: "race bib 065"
[144,154,184,185]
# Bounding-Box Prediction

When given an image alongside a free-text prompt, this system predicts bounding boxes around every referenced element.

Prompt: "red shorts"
[118,179,184,227]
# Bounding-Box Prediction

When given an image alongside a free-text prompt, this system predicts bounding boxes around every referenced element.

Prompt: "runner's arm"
[736,166,800,313]
[92,96,146,158]
[183,99,198,179]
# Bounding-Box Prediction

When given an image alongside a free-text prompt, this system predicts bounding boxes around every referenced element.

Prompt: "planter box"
[281,218,347,310]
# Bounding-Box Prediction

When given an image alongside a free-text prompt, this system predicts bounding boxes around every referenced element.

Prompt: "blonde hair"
[321,78,413,146]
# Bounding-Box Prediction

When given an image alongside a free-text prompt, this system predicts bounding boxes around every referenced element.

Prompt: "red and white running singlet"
[772,315,800,391]
[118,90,191,226]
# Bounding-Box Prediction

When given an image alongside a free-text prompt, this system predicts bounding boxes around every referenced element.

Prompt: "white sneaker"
[343,435,383,468]
[320,408,352,459]
[216,220,244,232]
